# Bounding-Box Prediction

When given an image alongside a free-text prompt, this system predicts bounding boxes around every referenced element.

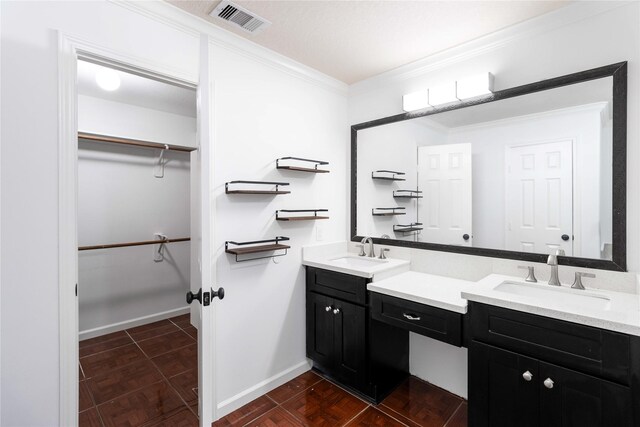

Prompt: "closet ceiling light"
[95,69,121,91]
[456,72,494,99]
[402,91,429,112]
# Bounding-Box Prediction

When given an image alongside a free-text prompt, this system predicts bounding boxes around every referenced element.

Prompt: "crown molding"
[110,0,348,96]
[349,1,633,96]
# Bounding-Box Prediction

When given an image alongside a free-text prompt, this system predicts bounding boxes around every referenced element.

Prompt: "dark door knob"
[463,234,470,241]
[186,288,202,305]
[212,287,225,300]
[561,234,570,241]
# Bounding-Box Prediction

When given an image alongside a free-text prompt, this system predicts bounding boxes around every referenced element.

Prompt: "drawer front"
[306,267,367,305]
[370,292,462,346]
[469,302,631,385]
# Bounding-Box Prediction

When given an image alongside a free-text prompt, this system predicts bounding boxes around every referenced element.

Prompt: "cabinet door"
[306,292,335,368]
[539,361,633,427]
[469,341,539,427]
[333,299,367,387]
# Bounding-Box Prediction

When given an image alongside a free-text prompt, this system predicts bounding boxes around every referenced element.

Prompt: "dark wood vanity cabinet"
[305,267,408,402]
[468,302,640,427]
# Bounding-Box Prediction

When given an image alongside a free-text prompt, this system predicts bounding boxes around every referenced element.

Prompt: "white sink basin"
[329,256,388,268]
[494,281,611,311]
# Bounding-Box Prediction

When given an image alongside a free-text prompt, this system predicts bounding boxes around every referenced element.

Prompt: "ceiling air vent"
[209,1,271,35]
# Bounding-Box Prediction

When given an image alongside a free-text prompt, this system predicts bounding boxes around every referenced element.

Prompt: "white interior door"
[189,34,217,426]
[505,140,573,255]
[418,143,472,246]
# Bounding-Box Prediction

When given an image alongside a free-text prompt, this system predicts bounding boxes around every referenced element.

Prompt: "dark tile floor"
[215,373,467,427]
[79,314,199,427]
[80,316,467,427]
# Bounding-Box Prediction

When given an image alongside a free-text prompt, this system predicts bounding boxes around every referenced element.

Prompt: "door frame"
[57,31,215,426]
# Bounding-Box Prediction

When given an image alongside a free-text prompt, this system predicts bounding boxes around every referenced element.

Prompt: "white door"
[418,143,473,246]
[505,140,573,255]
[189,34,218,426]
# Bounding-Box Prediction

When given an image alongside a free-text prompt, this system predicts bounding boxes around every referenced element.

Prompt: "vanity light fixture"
[95,68,121,91]
[428,81,458,106]
[456,72,494,100]
[402,90,429,112]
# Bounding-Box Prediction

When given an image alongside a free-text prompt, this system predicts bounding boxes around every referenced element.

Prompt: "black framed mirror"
[351,62,627,271]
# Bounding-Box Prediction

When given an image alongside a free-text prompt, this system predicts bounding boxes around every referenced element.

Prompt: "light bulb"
[95,69,121,91]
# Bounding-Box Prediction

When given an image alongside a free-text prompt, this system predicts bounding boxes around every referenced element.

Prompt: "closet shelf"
[372,170,406,181]
[393,223,423,234]
[78,132,196,153]
[372,207,406,216]
[393,190,423,199]
[79,237,190,251]
[225,237,291,262]
[225,181,291,195]
[276,157,330,173]
[276,209,329,221]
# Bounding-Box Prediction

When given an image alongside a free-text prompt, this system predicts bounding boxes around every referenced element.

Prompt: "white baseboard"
[79,306,190,340]
[216,360,313,419]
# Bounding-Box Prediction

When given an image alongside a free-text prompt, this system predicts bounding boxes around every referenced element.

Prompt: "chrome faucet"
[547,248,565,286]
[361,237,376,258]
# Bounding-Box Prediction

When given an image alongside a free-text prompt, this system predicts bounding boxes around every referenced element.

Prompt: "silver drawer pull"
[403,313,421,321]
[522,371,533,382]
[544,378,554,389]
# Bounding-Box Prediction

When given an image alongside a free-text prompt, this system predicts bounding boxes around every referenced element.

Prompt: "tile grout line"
[371,404,411,427]
[378,403,421,427]
[268,375,324,406]
[442,401,464,427]
[342,405,370,427]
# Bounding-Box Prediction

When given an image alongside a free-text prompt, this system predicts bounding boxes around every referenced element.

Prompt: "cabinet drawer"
[469,302,631,385]
[306,267,367,305]
[370,292,462,346]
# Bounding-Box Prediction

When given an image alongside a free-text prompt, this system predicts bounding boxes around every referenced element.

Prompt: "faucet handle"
[356,244,366,257]
[572,272,595,290]
[379,248,390,260]
[518,265,537,283]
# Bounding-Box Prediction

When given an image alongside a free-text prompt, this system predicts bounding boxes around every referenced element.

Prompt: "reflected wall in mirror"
[353,63,626,271]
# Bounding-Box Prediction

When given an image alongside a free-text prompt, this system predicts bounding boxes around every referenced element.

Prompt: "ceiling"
[77,60,197,117]
[168,0,569,84]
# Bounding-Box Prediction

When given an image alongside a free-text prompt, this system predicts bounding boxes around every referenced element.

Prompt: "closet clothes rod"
[78,132,197,153]
[79,237,190,251]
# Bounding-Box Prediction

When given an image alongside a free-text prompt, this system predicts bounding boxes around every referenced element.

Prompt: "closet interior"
[76,59,201,426]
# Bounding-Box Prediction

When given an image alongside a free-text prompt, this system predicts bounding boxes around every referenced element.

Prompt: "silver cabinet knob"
[325,306,332,312]
[333,308,340,315]
[522,371,533,382]
[544,378,554,389]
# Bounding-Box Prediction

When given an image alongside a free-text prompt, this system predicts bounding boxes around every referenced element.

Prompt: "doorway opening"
[76,58,201,426]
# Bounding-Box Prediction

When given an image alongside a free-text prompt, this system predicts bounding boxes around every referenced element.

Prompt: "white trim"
[349,1,632,95]
[216,360,313,418]
[111,0,348,96]
[57,31,200,427]
[79,307,190,341]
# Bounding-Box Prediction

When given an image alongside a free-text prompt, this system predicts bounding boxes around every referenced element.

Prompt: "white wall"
[211,43,348,414]
[79,95,197,147]
[78,95,193,337]
[1,2,200,425]
[348,1,640,398]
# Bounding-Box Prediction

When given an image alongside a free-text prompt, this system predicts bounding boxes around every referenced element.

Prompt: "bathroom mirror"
[352,63,627,271]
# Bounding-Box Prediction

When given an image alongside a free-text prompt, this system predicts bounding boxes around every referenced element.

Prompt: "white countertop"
[367,271,473,314]
[463,274,640,336]
[302,253,410,279]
